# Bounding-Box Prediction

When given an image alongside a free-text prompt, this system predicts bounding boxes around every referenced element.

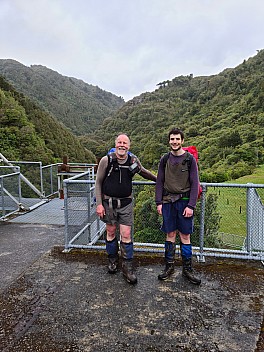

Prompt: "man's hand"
[157,204,162,215]
[96,204,105,218]
[183,207,193,218]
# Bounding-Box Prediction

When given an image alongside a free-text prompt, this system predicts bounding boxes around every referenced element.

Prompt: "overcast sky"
[1,0,264,101]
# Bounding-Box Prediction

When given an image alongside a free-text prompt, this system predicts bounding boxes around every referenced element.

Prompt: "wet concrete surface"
[0,222,64,291]
[0,222,264,352]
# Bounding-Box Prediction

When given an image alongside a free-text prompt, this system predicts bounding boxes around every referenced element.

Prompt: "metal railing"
[8,160,96,198]
[0,159,97,219]
[63,172,105,250]
[198,182,264,261]
[0,170,21,220]
[63,176,264,262]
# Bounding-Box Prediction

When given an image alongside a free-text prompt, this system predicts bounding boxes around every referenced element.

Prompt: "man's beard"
[116,147,127,158]
[171,145,181,152]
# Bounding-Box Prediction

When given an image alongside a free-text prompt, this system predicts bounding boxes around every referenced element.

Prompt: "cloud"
[1,0,264,100]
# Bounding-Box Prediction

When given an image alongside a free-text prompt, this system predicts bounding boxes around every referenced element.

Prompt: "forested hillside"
[89,50,264,182]
[0,76,96,164]
[0,59,124,135]
[1,52,263,180]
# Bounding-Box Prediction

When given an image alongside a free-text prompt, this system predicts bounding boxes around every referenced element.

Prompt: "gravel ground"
[0,223,263,352]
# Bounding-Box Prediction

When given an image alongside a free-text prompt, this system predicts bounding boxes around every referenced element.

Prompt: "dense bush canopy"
[1,51,264,181]
[92,50,264,181]
[0,60,124,136]
[0,76,96,164]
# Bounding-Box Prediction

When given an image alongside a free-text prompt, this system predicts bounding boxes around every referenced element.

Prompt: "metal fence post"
[39,161,44,196]
[18,169,22,204]
[198,183,206,262]
[1,177,5,217]
[87,181,91,242]
[50,165,53,195]
[63,180,70,251]
[246,184,254,255]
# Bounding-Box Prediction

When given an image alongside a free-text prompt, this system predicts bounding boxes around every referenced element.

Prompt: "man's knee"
[179,232,191,244]
[106,224,117,240]
[120,225,131,242]
[166,231,176,242]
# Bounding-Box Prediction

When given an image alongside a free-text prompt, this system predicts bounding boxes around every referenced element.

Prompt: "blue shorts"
[161,200,194,235]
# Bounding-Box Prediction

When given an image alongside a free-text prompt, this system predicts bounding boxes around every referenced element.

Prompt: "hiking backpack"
[162,145,202,199]
[106,150,139,178]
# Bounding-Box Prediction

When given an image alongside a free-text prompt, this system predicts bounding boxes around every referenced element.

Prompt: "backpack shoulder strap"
[107,152,116,163]
[161,152,170,169]
[106,153,135,175]
[106,152,118,177]
[162,151,193,169]
[108,152,135,164]
[182,151,194,169]
[128,154,136,165]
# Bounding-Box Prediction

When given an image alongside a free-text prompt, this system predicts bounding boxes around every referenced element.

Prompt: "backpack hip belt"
[103,195,132,210]
[163,191,190,203]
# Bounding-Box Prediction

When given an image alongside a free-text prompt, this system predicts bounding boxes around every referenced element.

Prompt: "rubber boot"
[106,238,119,274]
[158,241,176,280]
[120,241,137,284]
[181,243,201,285]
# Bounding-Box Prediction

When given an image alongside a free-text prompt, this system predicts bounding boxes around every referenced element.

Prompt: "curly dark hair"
[168,128,184,140]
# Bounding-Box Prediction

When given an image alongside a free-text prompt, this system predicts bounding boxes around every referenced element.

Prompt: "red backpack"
[162,145,202,199]
[182,146,198,162]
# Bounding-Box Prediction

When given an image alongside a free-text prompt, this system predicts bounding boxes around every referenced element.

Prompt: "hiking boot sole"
[108,268,118,274]
[108,265,118,274]
[182,273,201,285]
[158,270,174,281]
[123,274,137,285]
[158,274,172,281]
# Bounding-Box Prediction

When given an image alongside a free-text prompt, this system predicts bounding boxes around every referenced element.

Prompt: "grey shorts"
[101,200,133,226]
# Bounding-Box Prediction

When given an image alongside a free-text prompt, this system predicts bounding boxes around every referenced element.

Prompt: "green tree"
[218,130,242,148]
[192,194,222,248]
[133,187,222,248]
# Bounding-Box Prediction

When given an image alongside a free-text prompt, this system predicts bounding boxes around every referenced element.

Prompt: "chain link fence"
[42,164,59,197]
[63,176,264,261]
[0,168,21,219]
[64,173,105,250]
[198,183,264,261]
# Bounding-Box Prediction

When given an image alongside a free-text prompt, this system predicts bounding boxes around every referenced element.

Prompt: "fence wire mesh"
[0,161,99,220]
[0,172,20,219]
[42,164,58,197]
[247,188,264,252]
[9,161,43,197]
[64,174,105,249]
[63,178,264,261]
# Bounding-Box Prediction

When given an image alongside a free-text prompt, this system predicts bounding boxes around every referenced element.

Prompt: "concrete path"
[0,222,64,290]
[0,222,263,352]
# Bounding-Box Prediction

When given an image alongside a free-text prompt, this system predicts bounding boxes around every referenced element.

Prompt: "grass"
[229,164,264,184]
[207,164,264,246]
[208,186,247,234]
